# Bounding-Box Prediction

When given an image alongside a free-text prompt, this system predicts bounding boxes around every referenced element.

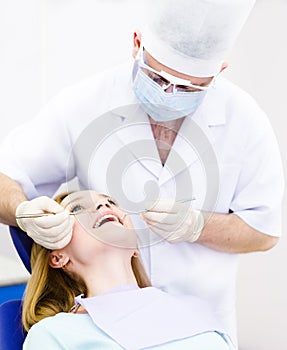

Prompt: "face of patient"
[49,190,139,294]
[56,191,138,263]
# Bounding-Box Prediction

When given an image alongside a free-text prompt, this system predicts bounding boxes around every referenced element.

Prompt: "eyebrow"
[63,193,111,207]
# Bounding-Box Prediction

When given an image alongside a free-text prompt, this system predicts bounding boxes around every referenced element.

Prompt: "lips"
[92,210,123,229]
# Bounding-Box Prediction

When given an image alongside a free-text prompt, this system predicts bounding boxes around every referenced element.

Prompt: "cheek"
[69,220,106,266]
[69,223,88,256]
[70,220,103,257]
[71,220,86,243]
[122,214,134,229]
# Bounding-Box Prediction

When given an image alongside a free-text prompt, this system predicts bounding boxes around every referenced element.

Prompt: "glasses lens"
[175,84,203,93]
[140,67,170,88]
[138,51,214,93]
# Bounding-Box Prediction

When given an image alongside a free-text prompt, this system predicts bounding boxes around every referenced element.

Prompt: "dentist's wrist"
[15,200,31,231]
[187,210,204,243]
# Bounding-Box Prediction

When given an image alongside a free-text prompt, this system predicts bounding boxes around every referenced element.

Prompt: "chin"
[87,221,138,249]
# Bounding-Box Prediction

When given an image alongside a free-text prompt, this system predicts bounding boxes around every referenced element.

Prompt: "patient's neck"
[81,254,138,297]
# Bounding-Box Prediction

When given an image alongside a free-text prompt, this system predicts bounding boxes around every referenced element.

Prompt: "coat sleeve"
[230,112,284,237]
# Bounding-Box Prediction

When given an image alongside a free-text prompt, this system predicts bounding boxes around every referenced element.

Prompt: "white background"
[0,1,286,349]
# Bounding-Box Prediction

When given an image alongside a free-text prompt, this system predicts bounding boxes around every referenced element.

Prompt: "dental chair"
[0,226,32,350]
[9,225,33,273]
[0,299,26,350]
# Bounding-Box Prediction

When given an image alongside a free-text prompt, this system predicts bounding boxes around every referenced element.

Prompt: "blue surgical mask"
[133,62,208,122]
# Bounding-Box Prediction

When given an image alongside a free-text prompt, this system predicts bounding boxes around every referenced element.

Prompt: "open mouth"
[93,213,123,229]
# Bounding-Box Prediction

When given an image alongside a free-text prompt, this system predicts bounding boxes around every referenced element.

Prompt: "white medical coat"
[0,60,284,346]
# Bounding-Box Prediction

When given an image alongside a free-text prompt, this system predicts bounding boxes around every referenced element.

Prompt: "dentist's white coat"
[0,60,284,346]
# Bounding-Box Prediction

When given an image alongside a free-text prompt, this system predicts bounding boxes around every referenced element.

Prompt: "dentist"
[0,1,284,347]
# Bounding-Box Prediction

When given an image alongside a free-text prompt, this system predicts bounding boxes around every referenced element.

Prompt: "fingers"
[143,199,190,222]
[141,200,203,244]
[143,208,190,226]
[33,216,74,239]
[142,211,179,225]
[27,216,74,249]
[145,199,182,213]
[144,221,182,243]
[31,196,65,214]
[145,219,184,237]
[35,230,73,250]
[34,210,71,229]
[16,196,75,249]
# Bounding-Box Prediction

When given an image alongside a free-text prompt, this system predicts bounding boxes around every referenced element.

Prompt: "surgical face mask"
[133,50,213,122]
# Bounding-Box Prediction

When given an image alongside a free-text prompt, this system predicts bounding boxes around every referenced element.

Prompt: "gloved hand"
[142,199,204,243]
[15,196,74,250]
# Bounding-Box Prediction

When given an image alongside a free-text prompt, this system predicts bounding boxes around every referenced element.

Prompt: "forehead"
[60,191,108,207]
[145,50,213,84]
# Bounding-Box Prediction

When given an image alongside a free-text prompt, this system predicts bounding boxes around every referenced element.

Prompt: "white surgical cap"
[141,0,256,77]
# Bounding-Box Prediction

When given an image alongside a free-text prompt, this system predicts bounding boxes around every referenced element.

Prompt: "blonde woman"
[22,190,233,350]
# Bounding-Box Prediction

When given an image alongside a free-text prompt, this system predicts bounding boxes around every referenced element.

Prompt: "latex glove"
[142,199,204,243]
[15,196,74,250]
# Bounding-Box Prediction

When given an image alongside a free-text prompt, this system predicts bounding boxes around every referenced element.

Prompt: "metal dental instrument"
[15,212,79,219]
[16,198,196,219]
[123,197,196,215]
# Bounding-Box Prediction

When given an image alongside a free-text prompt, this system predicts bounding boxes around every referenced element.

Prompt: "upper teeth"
[93,214,119,228]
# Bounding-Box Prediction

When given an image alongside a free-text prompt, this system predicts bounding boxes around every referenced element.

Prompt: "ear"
[49,251,70,269]
[133,249,140,258]
[132,30,142,59]
[220,62,229,73]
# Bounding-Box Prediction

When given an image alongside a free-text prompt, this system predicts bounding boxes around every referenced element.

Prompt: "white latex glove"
[142,199,204,243]
[15,196,74,250]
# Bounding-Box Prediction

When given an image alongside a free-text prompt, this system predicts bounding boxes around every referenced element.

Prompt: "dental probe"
[15,198,196,219]
[123,197,196,215]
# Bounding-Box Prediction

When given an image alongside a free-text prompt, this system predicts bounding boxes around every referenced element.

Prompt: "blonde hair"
[22,193,151,331]
[22,243,87,331]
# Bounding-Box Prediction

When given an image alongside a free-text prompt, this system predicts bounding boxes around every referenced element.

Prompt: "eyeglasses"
[137,48,216,93]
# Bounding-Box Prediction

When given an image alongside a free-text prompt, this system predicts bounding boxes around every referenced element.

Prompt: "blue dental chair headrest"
[0,226,32,350]
[9,226,33,273]
[0,299,26,350]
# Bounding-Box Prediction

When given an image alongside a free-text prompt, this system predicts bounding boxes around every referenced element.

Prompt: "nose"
[94,200,112,211]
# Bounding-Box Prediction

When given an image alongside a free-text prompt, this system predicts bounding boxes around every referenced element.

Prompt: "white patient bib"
[75,285,229,350]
